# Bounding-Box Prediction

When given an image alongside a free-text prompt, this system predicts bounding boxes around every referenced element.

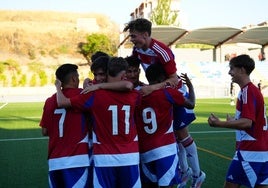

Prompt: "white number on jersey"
[54,108,66,137]
[142,107,157,134]
[108,105,131,135]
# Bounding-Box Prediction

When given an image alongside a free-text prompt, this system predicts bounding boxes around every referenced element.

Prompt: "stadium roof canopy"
[150,26,188,46]
[120,26,268,48]
[174,27,242,48]
[225,26,268,46]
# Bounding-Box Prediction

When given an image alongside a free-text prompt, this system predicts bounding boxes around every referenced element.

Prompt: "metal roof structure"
[226,26,268,46]
[120,26,268,48]
[150,26,188,46]
[174,27,242,48]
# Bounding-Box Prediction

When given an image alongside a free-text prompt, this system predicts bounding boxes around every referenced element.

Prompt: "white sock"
[179,135,201,177]
[185,141,201,177]
[178,143,188,173]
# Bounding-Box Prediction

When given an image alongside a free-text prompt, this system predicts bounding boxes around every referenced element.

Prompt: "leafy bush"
[19,74,27,86]
[11,75,18,87]
[30,74,37,86]
[38,70,47,86]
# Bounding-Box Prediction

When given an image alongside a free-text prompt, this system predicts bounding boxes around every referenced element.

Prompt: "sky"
[0,0,267,29]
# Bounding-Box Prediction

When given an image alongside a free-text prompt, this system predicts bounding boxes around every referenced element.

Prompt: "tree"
[77,33,117,65]
[150,0,178,26]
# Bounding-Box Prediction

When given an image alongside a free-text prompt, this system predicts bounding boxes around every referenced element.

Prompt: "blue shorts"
[173,106,196,130]
[140,154,181,186]
[93,165,141,188]
[49,167,90,188]
[226,159,268,187]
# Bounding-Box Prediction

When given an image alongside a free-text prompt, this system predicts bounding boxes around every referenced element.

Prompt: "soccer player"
[91,50,109,62]
[124,18,205,188]
[55,57,141,188]
[84,55,110,187]
[174,78,206,188]
[83,54,134,187]
[125,55,146,90]
[208,54,268,188]
[136,63,196,188]
[123,18,178,96]
[82,55,134,94]
[83,52,110,88]
[40,64,91,188]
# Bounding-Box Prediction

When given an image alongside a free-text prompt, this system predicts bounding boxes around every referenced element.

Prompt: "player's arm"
[83,78,93,88]
[81,80,133,94]
[208,114,252,130]
[55,79,72,108]
[140,73,178,96]
[165,73,179,87]
[181,73,195,109]
[39,100,50,136]
[42,127,48,136]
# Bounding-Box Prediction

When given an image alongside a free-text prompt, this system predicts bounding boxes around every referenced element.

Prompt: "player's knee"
[178,135,194,147]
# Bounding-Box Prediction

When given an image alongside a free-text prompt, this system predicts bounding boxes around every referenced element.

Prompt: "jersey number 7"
[54,108,66,137]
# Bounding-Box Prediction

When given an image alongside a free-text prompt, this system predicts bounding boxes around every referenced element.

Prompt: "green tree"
[11,75,18,87]
[0,74,7,86]
[0,62,5,74]
[19,74,27,86]
[77,33,117,65]
[150,0,178,25]
[38,70,47,86]
[4,59,21,74]
[30,74,37,86]
[28,61,43,72]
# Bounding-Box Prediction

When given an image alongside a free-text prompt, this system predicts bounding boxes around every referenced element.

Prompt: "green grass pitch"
[0,98,267,187]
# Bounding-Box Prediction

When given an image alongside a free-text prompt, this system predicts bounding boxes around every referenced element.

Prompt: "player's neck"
[142,37,151,51]
[62,83,77,89]
[107,76,121,83]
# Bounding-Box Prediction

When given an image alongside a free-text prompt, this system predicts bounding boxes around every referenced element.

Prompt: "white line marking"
[190,130,235,134]
[0,116,40,120]
[0,137,48,142]
[0,130,234,142]
[0,102,8,109]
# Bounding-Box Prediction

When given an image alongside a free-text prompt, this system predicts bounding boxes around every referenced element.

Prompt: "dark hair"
[55,64,78,83]
[229,54,255,75]
[123,18,152,36]
[145,63,167,84]
[108,57,128,77]
[125,56,141,68]
[91,51,109,62]
[90,56,110,73]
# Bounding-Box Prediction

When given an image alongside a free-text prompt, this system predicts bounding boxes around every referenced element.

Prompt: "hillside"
[0,10,120,87]
[0,10,120,59]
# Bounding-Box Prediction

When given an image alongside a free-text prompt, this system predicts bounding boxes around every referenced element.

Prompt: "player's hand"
[208,113,220,127]
[140,85,154,96]
[226,114,234,121]
[55,79,62,90]
[180,73,192,87]
[166,80,177,88]
[80,84,100,94]
[83,78,93,89]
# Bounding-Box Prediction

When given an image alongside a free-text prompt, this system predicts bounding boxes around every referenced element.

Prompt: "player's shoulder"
[123,89,140,99]
[145,88,168,98]
[45,93,56,103]
[247,82,263,98]
[164,87,183,96]
[43,94,57,111]
[151,38,170,50]
[151,38,167,46]
[63,88,82,96]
